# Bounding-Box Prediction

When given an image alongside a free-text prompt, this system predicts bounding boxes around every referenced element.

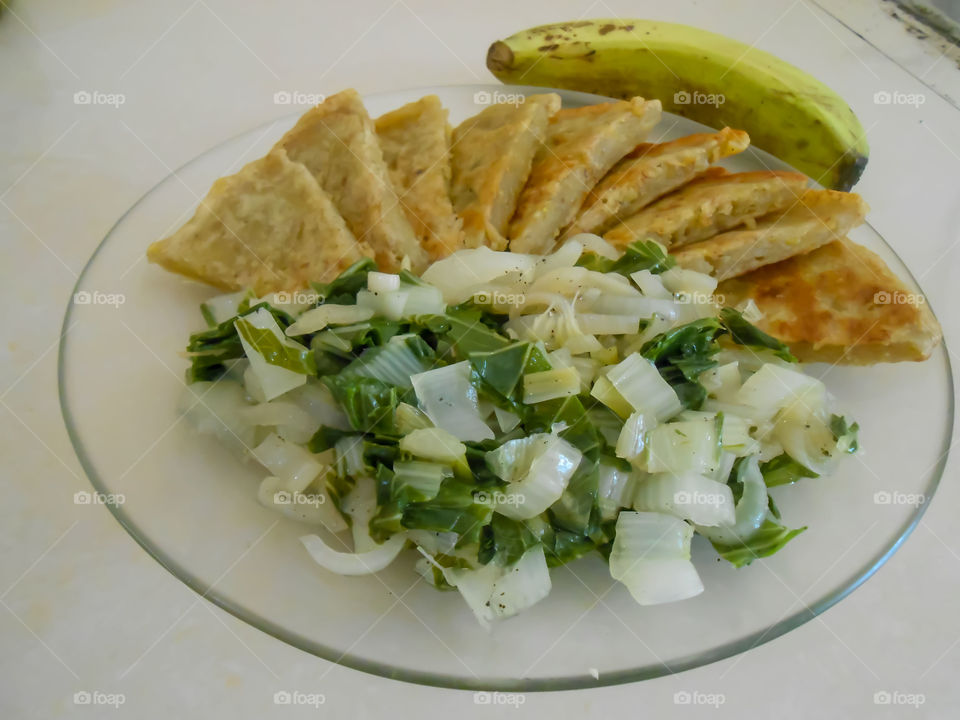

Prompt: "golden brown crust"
[672,189,868,280]
[562,128,750,239]
[273,89,426,271]
[146,149,368,296]
[450,93,561,250]
[375,95,463,261]
[604,169,808,248]
[717,238,942,363]
[508,97,662,254]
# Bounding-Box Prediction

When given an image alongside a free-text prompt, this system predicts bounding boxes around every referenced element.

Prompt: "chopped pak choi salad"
[180,235,859,626]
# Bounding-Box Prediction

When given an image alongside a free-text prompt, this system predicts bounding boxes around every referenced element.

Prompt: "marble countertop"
[2,1,959,717]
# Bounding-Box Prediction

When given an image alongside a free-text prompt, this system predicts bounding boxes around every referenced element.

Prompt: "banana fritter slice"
[672,189,868,280]
[274,88,426,271]
[604,169,808,248]
[375,95,463,261]
[509,97,662,254]
[562,127,750,239]
[450,93,561,250]
[146,149,368,296]
[718,238,941,363]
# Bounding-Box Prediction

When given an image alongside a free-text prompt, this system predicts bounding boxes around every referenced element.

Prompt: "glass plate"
[59,85,953,691]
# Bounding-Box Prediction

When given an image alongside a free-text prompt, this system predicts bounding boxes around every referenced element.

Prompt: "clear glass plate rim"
[57,83,955,692]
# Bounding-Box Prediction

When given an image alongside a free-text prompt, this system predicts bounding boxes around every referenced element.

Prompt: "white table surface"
[2,1,959,717]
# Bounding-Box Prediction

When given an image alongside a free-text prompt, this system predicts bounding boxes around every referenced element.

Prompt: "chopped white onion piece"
[487,545,551,619]
[630,269,672,299]
[367,272,401,294]
[583,294,678,319]
[284,381,351,431]
[410,362,494,442]
[700,361,741,401]
[355,289,410,321]
[570,233,620,260]
[235,308,308,400]
[605,353,681,421]
[616,412,653,461]
[632,472,735,526]
[201,289,255,325]
[421,247,537,303]
[643,419,721,476]
[695,456,769,546]
[285,304,375,336]
[341,475,380,552]
[300,532,406,576]
[773,404,840,474]
[334,435,365,478]
[179,380,256,452]
[493,406,522,433]
[399,427,470,473]
[400,285,445,317]
[258,476,347,532]
[443,561,501,628]
[534,239,583,278]
[486,434,582,519]
[443,545,551,626]
[407,529,458,556]
[396,402,433,434]
[590,374,634,419]
[609,511,703,605]
[238,400,318,444]
[576,314,641,335]
[659,267,718,297]
[720,414,758,456]
[251,433,327,493]
[523,367,581,403]
[735,363,825,416]
[736,298,764,323]
[597,462,637,520]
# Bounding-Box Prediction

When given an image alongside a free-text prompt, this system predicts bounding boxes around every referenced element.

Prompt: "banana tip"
[486,41,514,74]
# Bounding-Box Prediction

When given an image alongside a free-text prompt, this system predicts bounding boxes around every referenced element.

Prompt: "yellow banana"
[487,20,868,191]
